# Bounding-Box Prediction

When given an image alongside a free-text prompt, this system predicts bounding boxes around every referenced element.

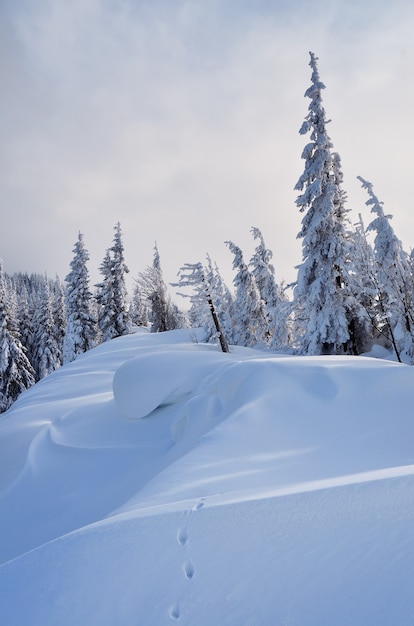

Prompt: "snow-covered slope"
[1,329,414,625]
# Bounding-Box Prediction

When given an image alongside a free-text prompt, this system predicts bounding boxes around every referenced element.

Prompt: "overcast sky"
[1,0,414,298]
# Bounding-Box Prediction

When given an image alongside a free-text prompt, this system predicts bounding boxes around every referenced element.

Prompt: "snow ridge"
[1,329,414,625]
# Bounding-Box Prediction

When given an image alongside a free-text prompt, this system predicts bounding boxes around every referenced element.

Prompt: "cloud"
[1,0,414,296]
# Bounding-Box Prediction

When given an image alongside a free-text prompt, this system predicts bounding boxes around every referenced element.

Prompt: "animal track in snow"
[177,527,188,547]
[193,499,205,511]
[169,604,180,620]
[183,560,195,580]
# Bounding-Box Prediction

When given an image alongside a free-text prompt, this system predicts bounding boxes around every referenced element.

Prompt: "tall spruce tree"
[226,240,268,347]
[63,233,97,363]
[358,176,414,362]
[137,244,182,332]
[129,282,150,328]
[346,214,377,354]
[205,255,235,345]
[174,261,229,352]
[0,261,35,412]
[96,249,116,342]
[32,279,62,381]
[52,278,66,365]
[293,52,354,355]
[249,227,290,350]
[15,282,34,363]
[96,223,131,341]
[110,222,131,337]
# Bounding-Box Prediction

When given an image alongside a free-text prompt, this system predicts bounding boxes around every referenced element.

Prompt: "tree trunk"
[207,295,229,353]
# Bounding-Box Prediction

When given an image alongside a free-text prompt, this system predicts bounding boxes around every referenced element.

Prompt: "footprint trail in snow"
[169,499,205,619]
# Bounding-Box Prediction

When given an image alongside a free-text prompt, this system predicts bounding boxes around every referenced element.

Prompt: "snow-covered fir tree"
[249,228,279,310]
[15,282,34,362]
[96,223,131,342]
[174,260,229,352]
[358,176,414,363]
[293,52,355,355]
[110,222,131,337]
[51,278,66,365]
[249,227,290,350]
[148,244,177,332]
[331,152,369,355]
[63,233,97,363]
[129,282,149,328]
[11,273,41,368]
[346,214,377,354]
[181,256,234,345]
[179,269,212,335]
[32,278,62,381]
[96,250,116,342]
[137,244,184,332]
[204,255,235,345]
[226,240,268,347]
[0,261,35,412]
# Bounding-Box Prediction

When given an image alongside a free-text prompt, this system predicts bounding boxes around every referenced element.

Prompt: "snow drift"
[1,328,414,625]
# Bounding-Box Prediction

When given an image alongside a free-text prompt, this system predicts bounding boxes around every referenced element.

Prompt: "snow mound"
[113,348,229,419]
[2,330,414,625]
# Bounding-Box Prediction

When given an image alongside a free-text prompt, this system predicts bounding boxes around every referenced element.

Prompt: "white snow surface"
[1,328,414,625]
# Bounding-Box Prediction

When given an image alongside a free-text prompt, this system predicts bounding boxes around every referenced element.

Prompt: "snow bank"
[1,330,414,625]
[115,354,414,512]
[113,348,229,419]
